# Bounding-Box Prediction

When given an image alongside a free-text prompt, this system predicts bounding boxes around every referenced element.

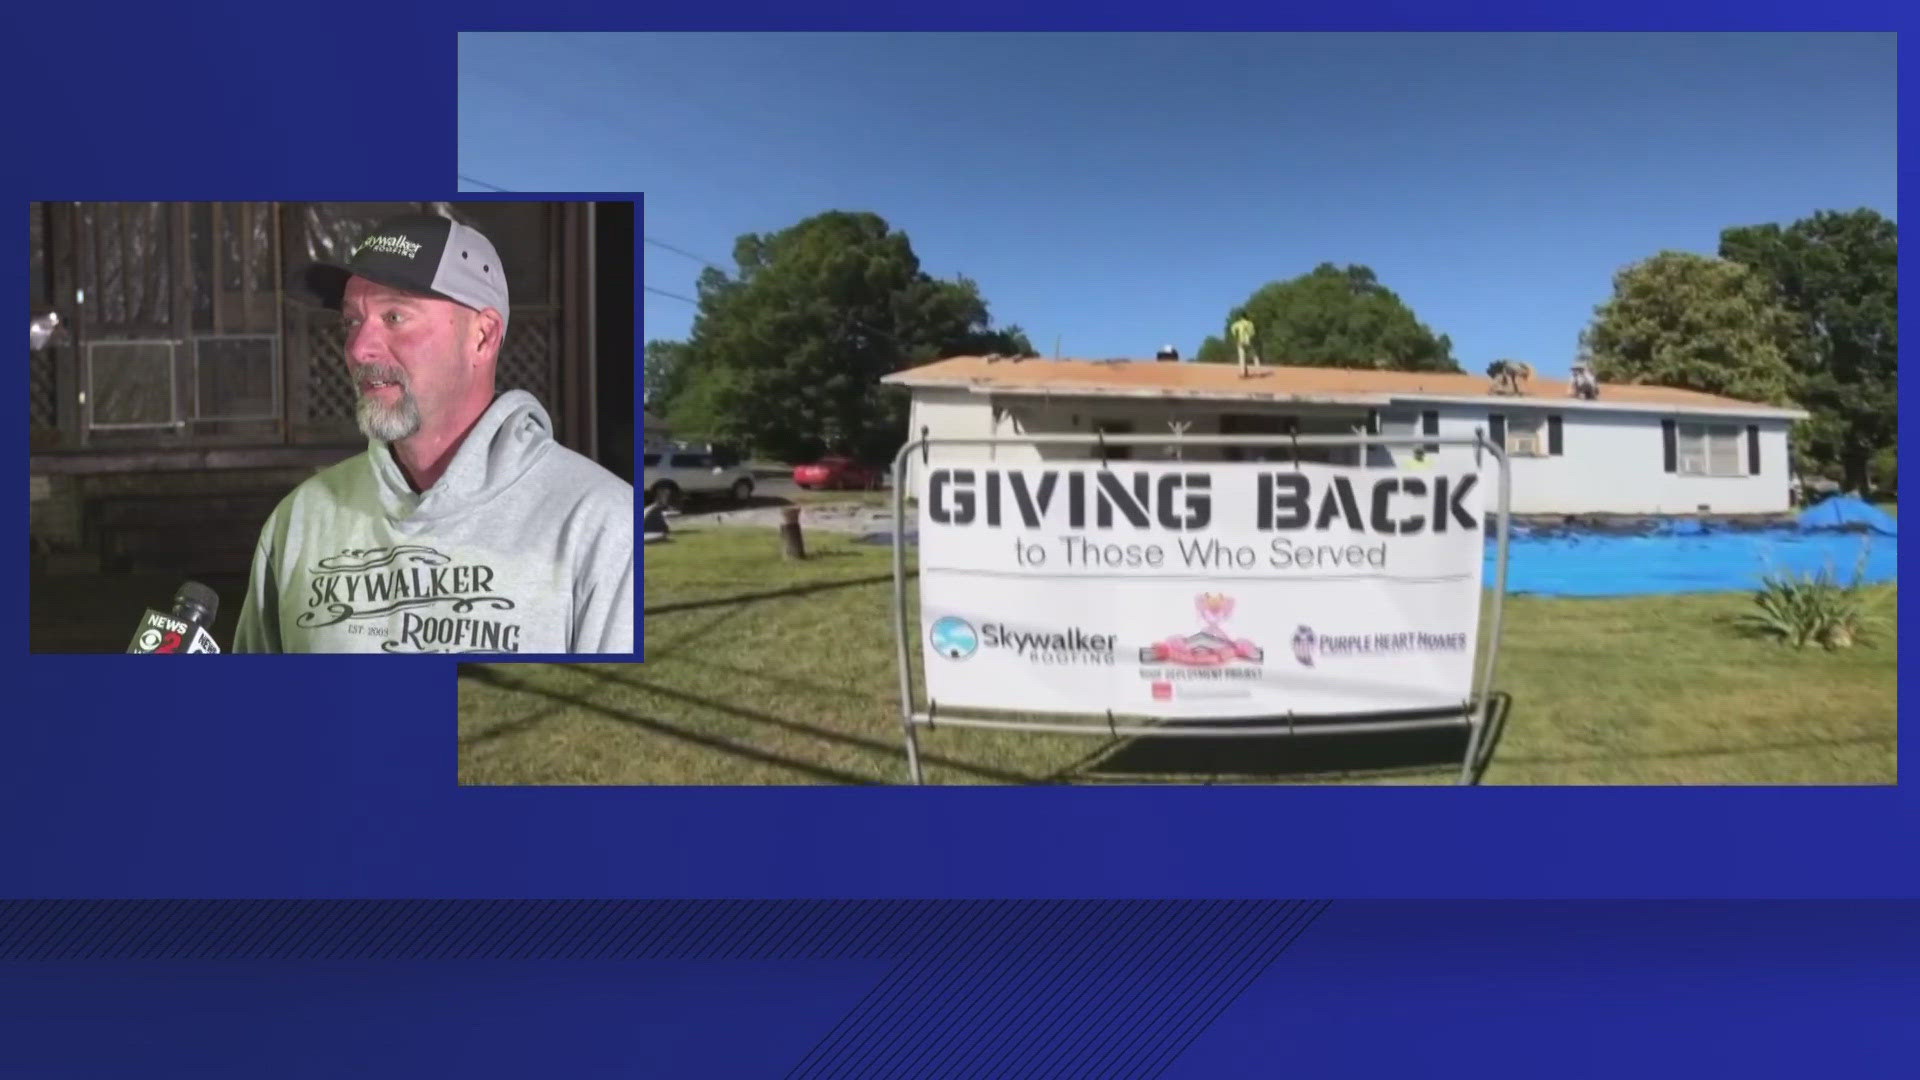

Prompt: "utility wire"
[456,173,515,192]
[643,235,727,272]
[644,277,914,356]
[646,232,1014,359]
[643,285,702,306]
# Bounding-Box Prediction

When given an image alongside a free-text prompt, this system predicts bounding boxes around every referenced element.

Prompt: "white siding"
[903,389,1257,490]
[1412,403,1793,514]
[902,388,1797,515]
[901,389,1042,493]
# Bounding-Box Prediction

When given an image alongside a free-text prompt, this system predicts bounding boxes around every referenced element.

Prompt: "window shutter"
[1488,414,1505,452]
[1747,425,1761,475]
[1422,410,1439,453]
[1662,419,1677,473]
[1547,415,1564,456]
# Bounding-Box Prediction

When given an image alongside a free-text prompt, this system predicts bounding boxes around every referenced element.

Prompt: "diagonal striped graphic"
[0,899,1329,1075]
[785,899,1325,1079]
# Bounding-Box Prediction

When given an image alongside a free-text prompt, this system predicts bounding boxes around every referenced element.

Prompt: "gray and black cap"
[301,213,510,329]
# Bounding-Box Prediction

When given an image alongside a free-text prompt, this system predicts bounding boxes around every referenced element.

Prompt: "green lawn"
[458,526,1898,786]
[787,489,892,507]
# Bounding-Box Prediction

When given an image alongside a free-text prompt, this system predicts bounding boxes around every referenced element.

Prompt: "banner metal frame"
[888,431,1514,786]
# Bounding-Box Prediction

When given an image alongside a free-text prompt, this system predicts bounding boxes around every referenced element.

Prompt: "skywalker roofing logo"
[297,544,521,653]
[1139,593,1264,666]
[353,233,424,260]
[929,616,979,660]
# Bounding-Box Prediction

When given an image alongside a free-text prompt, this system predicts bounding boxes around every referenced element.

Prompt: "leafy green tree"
[1719,209,1898,491]
[1198,263,1459,372]
[652,211,1031,462]
[1578,251,1801,407]
[1870,445,1896,496]
[642,338,692,412]
[1194,335,1234,363]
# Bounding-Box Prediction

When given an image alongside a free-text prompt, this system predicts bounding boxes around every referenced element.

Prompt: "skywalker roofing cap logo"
[929,616,978,660]
[1139,592,1264,666]
[353,233,424,260]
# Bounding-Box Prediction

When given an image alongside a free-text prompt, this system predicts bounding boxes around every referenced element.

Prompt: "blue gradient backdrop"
[4,1,1914,1075]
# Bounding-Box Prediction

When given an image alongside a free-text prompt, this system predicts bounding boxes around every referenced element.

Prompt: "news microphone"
[127,581,222,654]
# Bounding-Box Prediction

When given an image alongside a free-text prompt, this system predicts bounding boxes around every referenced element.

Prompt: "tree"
[642,338,692,412]
[1578,251,1801,408]
[1197,263,1460,372]
[651,211,1032,463]
[1718,209,1897,491]
[1194,335,1234,363]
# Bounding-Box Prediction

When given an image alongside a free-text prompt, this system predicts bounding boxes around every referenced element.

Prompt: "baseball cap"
[301,213,510,329]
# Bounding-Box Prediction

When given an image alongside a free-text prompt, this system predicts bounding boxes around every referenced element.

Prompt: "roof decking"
[881,357,1807,419]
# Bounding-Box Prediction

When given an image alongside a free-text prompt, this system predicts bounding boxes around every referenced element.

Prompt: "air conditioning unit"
[1510,433,1542,457]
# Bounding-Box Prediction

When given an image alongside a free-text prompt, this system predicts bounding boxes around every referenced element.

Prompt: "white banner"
[916,459,1488,718]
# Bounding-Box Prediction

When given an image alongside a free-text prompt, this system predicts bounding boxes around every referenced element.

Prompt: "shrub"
[1743,540,1880,650]
[1871,445,1896,497]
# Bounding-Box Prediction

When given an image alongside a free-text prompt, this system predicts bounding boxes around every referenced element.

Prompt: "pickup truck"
[642,447,756,509]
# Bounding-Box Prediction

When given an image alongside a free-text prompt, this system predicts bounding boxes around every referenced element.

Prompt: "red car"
[793,456,884,490]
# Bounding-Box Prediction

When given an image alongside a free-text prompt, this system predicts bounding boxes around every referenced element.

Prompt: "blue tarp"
[1486,528,1895,598]
[864,506,1900,597]
[1493,497,1897,597]
[1796,494,1898,536]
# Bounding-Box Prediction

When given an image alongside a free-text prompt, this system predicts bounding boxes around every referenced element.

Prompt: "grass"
[458,526,1898,786]
[787,489,892,507]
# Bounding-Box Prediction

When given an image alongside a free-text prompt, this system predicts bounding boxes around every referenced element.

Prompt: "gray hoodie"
[234,390,634,654]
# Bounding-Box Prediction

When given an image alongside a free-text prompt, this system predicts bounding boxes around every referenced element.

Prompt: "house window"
[1092,419,1133,461]
[1220,413,1291,463]
[1505,415,1549,457]
[1676,423,1745,477]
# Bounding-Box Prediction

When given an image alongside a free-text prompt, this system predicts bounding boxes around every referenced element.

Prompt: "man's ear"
[472,308,505,357]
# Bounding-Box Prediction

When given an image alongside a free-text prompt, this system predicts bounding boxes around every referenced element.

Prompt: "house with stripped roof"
[880,355,1809,516]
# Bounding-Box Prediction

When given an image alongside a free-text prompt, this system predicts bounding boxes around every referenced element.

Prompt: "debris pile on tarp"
[1794,494,1898,537]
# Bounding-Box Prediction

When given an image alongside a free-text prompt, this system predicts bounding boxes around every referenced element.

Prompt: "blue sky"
[458,32,1895,378]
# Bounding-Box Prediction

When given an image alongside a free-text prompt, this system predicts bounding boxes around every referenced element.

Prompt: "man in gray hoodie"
[233,212,634,654]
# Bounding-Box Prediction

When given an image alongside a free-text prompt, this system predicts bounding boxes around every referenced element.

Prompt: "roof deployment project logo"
[929,616,978,660]
[1137,592,1266,704]
[1139,593,1264,666]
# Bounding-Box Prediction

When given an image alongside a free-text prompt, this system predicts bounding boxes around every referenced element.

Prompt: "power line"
[643,280,911,353]
[643,235,726,272]
[644,232,1000,357]
[643,285,701,306]
[457,173,515,192]
[643,232,902,345]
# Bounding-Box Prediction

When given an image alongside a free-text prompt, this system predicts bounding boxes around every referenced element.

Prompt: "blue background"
[4,4,1909,900]
[3,2,1914,1074]
[0,901,1914,1075]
